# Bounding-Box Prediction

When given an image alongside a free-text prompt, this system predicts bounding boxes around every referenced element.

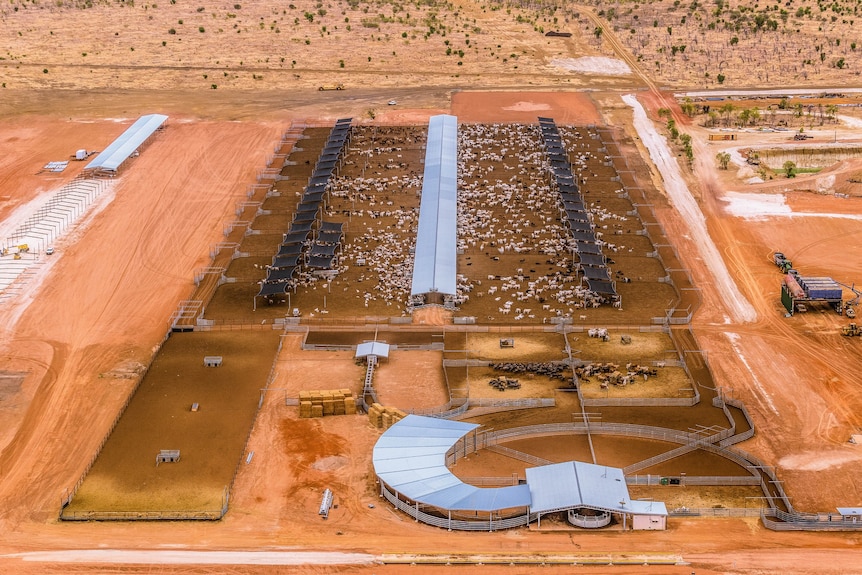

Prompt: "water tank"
[75,149,87,160]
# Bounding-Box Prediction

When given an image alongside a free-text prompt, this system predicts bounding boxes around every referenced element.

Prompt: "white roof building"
[410,115,458,299]
[372,415,667,530]
[85,114,168,173]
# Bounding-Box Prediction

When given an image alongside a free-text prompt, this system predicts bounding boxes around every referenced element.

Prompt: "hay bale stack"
[381,406,408,429]
[344,396,357,414]
[333,396,346,415]
[299,401,313,418]
[368,403,384,428]
[298,388,357,418]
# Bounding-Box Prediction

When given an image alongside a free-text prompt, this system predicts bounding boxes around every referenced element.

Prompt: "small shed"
[203,356,223,367]
[355,341,390,361]
[629,500,668,530]
[156,450,180,465]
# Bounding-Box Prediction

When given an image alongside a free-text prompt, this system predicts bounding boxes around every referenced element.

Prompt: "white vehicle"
[388,100,397,106]
[45,247,55,255]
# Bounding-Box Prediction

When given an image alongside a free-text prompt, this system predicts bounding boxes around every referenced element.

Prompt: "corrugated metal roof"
[411,115,458,297]
[374,416,665,518]
[526,461,636,515]
[373,415,532,512]
[85,114,168,172]
[628,500,668,516]
[355,341,390,359]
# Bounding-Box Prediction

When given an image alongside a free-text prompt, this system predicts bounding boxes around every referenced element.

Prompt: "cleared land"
[62,330,281,517]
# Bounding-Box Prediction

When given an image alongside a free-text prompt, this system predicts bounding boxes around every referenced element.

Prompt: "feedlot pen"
[61,120,802,526]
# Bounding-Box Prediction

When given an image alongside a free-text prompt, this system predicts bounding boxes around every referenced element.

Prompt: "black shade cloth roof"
[287,220,313,233]
[257,282,290,297]
[563,201,586,212]
[266,266,299,281]
[272,254,301,268]
[581,265,611,281]
[276,244,304,258]
[297,202,321,213]
[317,230,343,244]
[306,255,335,269]
[292,211,318,223]
[567,221,594,233]
[301,191,326,203]
[310,243,338,257]
[571,230,597,242]
[283,230,311,244]
[567,211,591,223]
[578,253,607,266]
[319,221,344,233]
[576,241,603,255]
[586,279,617,295]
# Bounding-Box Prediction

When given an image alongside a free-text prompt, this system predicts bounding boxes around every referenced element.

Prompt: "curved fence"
[381,483,531,531]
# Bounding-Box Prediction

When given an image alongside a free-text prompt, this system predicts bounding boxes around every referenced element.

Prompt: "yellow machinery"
[842,323,861,337]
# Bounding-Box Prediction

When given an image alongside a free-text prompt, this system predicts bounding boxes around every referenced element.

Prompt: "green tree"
[716,151,731,169]
[783,160,796,178]
[720,102,735,126]
[680,97,697,117]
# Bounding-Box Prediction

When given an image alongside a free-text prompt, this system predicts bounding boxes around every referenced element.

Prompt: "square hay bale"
[299,391,312,402]
[344,397,357,414]
[368,406,383,428]
[311,404,324,418]
[333,400,346,415]
[299,401,313,418]
[381,412,392,429]
[322,399,336,416]
[340,388,353,398]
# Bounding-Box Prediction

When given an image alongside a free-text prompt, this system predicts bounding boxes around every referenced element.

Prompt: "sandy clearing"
[722,192,862,220]
[623,93,757,323]
[550,56,632,75]
[724,333,779,416]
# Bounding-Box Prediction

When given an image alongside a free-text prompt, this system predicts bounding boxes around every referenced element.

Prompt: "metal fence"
[60,328,174,516]
[761,508,862,531]
[627,474,760,486]
[380,483,531,531]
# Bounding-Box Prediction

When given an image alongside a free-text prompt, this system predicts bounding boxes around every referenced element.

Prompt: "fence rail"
[60,327,173,516]
[761,508,862,531]
[381,483,531,531]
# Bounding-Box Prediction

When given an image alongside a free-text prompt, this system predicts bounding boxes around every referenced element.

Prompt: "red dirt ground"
[1,92,862,575]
